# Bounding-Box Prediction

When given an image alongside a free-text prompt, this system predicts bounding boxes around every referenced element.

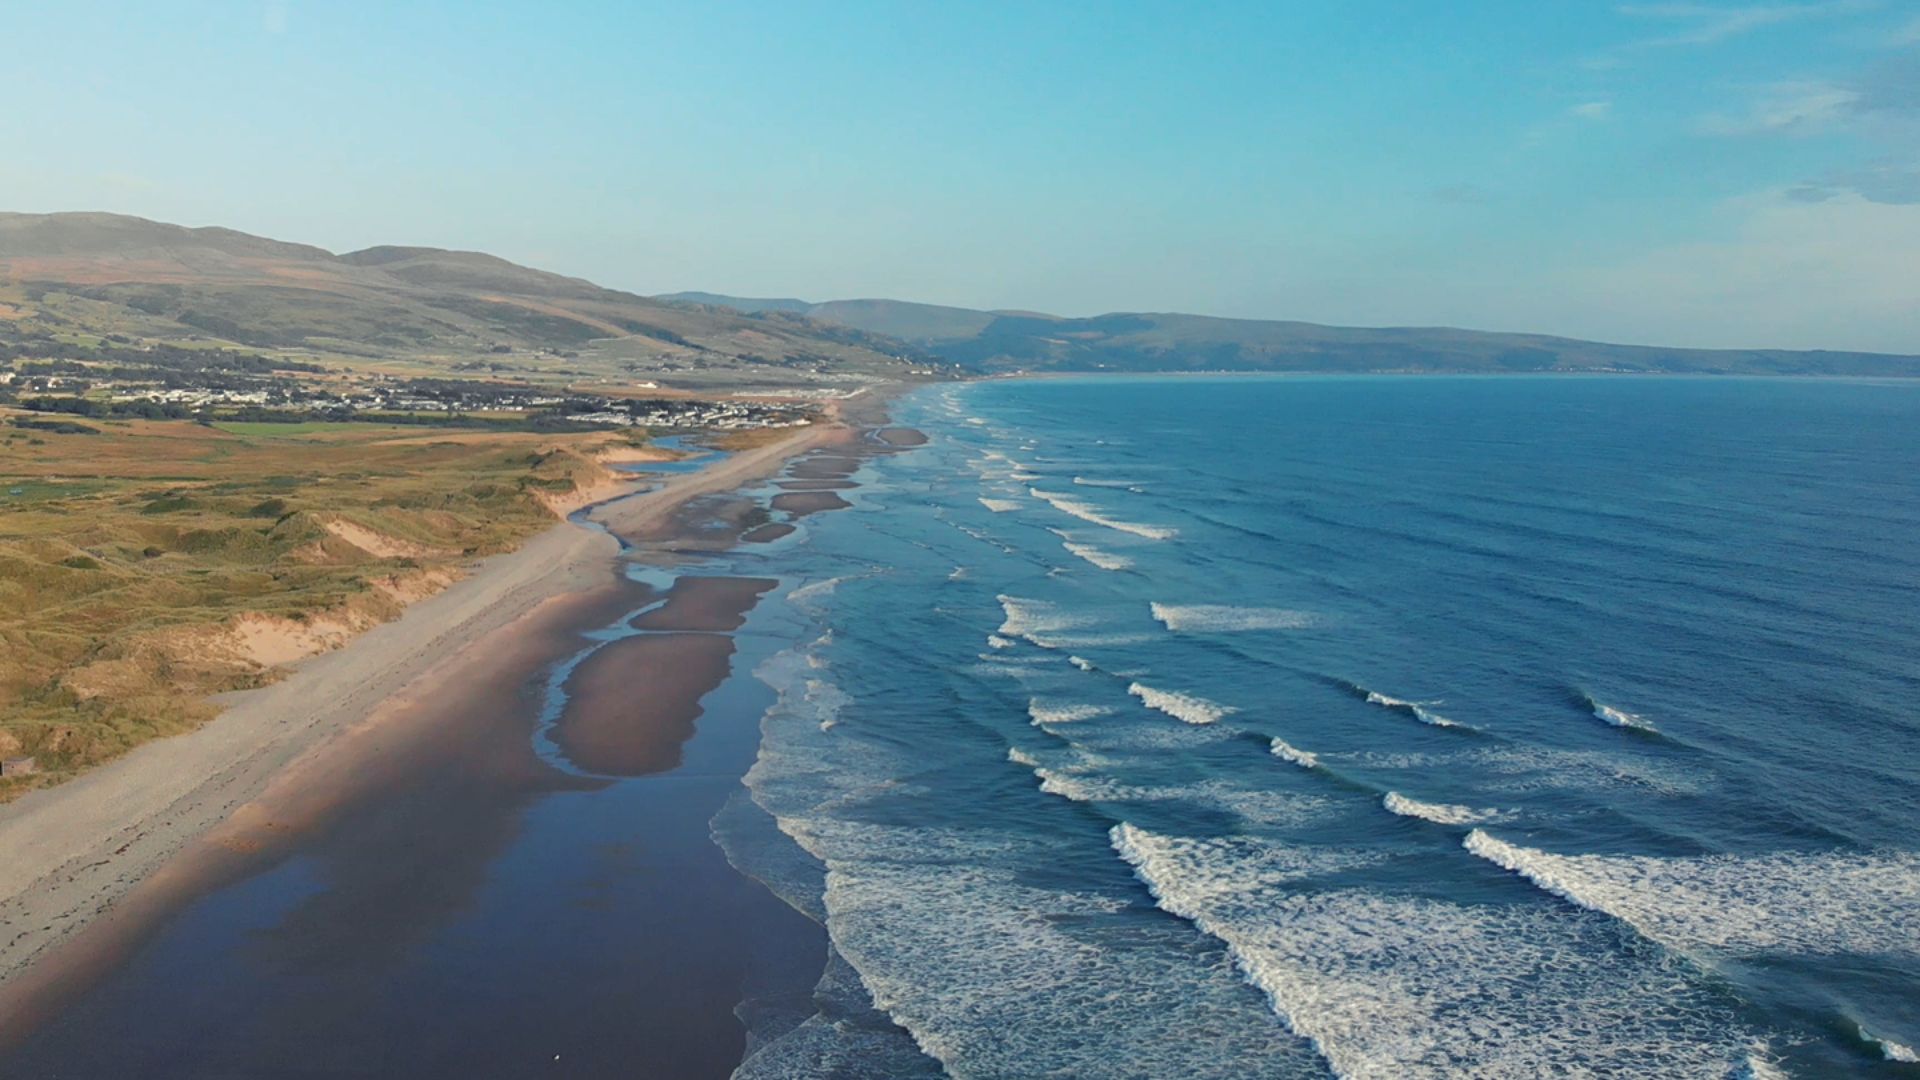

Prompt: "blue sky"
[3,1,1917,350]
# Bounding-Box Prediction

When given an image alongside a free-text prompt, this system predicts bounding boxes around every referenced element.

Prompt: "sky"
[3,1,1918,352]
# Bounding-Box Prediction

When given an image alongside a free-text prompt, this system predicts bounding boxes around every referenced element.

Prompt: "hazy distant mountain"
[663,291,1920,378]
[0,213,916,381]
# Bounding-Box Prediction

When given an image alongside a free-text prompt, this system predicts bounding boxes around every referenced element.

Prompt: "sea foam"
[1128,682,1236,724]
[1151,603,1315,632]
[1588,697,1658,733]
[1356,686,1465,729]
[1382,791,1501,825]
[977,497,1022,513]
[1464,830,1920,958]
[1027,699,1112,727]
[1268,737,1320,770]
[1114,824,1767,1078]
[1029,488,1176,540]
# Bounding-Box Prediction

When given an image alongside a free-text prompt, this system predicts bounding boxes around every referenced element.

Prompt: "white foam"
[977,497,1022,513]
[1382,791,1501,825]
[1151,603,1315,632]
[1068,655,1096,673]
[985,634,1015,650]
[1060,539,1132,571]
[1027,700,1112,726]
[1020,756,1327,827]
[1128,682,1236,725]
[947,565,968,581]
[788,574,856,615]
[1268,737,1320,770]
[1591,700,1658,733]
[994,594,1091,649]
[1862,1026,1920,1063]
[1072,476,1140,488]
[1006,746,1040,768]
[1350,745,1706,797]
[1465,831,1920,959]
[1362,689,1464,729]
[1115,824,1767,1078]
[1029,487,1176,540]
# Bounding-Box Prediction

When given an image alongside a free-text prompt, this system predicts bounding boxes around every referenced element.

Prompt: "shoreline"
[0,412,852,1033]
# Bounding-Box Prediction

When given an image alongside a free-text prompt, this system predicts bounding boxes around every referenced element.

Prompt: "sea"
[8,374,1919,1078]
[727,375,1920,1078]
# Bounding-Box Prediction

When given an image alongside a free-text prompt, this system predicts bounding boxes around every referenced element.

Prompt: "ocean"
[7,375,1918,1077]
[729,375,1920,1077]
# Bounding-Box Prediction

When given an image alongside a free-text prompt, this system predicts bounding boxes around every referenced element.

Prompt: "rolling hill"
[0,213,922,387]
[659,292,1920,378]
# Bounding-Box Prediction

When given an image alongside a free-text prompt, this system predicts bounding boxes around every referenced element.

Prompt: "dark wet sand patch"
[613,492,769,549]
[776,479,859,491]
[787,455,862,480]
[771,491,852,516]
[875,427,928,447]
[630,576,777,632]
[555,633,735,777]
[742,523,796,544]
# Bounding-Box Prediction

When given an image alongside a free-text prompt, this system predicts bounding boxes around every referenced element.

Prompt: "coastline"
[0,412,852,1036]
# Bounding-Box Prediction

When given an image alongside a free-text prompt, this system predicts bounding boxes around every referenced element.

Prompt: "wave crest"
[1128,682,1235,725]
[1152,603,1315,632]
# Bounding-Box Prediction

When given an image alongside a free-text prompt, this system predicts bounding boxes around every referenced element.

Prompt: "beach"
[0,411,857,1049]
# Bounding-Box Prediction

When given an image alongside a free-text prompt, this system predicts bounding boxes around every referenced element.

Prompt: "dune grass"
[0,412,633,800]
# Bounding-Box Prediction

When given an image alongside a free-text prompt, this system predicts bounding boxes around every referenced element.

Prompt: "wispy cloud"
[1700,54,1920,134]
[1616,2,1873,47]
[1570,100,1615,120]
[1788,161,1920,203]
[1699,80,1863,133]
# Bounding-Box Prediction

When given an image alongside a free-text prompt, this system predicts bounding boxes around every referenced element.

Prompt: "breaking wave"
[1464,830,1920,958]
[1028,488,1176,540]
[1128,682,1236,725]
[1027,699,1112,727]
[1382,791,1501,825]
[1151,603,1315,632]
[1861,1026,1920,1063]
[1268,737,1319,770]
[1112,824,1768,1078]
[1347,682,1466,729]
[977,497,1022,513]
[1584,694,1658,733]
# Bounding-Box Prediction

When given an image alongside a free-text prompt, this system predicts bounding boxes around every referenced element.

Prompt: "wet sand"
[553,633,737,776]
[771,491,853,516]
[741,523,796,544]
[787,455,862,480]
[775,479,859,491]
[631,576,779,632]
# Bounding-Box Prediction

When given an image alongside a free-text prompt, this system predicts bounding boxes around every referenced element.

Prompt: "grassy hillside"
[0,213,923,387]
[668,293,1920,377]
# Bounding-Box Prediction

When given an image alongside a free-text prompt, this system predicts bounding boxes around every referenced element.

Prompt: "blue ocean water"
[728,375,1920,1078]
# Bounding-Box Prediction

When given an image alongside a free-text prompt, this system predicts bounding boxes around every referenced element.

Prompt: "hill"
[662,292,1920,378]
[0,213,923,389]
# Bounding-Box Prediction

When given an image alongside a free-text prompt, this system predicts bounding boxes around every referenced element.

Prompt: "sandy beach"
[0,414,850,1039]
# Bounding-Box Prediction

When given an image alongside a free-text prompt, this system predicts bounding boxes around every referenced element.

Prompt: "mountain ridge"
[658,291,1920,377]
